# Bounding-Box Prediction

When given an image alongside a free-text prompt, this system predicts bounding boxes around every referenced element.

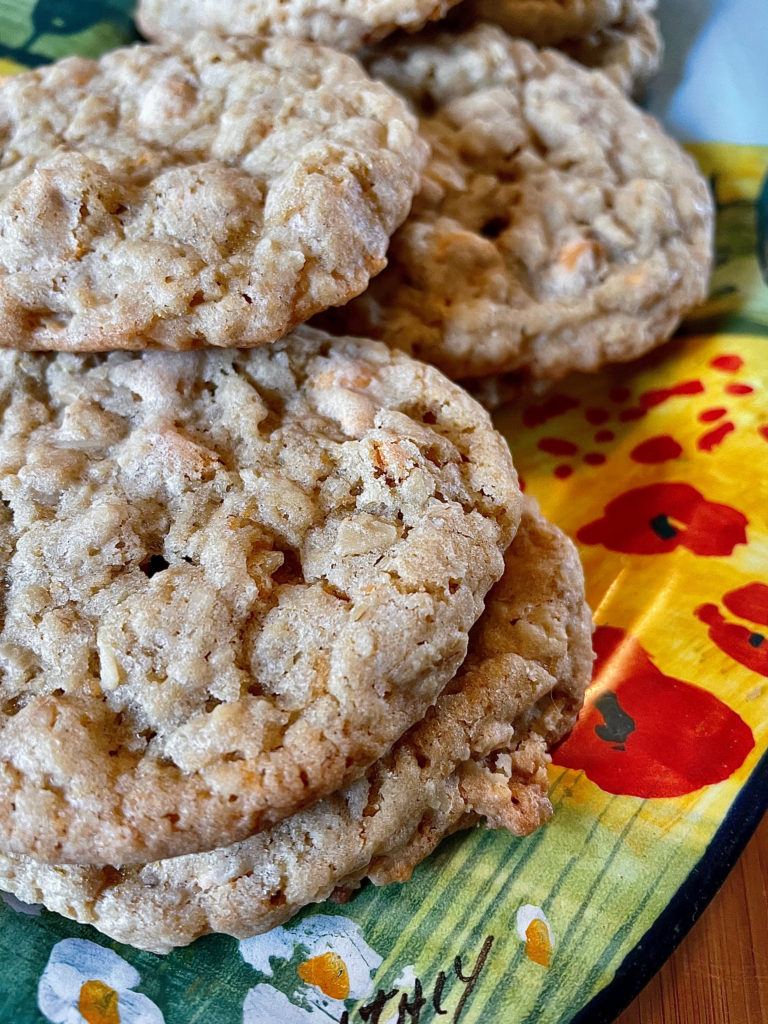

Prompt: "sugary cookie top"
[138,0,464,50]
[0,500,592,952]
[0,328,519,864]
[335,26,712,380]
[0,33,427,352]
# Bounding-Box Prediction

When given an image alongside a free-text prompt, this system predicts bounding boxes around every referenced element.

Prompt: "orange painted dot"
[297,952,350,1000]
[78,980,121,1024]
[525,919,553,967]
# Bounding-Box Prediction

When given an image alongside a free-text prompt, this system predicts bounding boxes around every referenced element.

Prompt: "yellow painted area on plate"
[507,335,765,708]
[494,320,768,951]
[688,142,768,201]
[0,58,25,77]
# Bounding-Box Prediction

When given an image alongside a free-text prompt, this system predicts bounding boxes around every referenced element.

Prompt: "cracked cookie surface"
[330,25,712,380]
[0,327,519,864]
[0,32,426,352]
[0,499,592,952]
[137,0,464,51]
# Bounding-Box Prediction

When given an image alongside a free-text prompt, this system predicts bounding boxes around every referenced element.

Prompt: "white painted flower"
[1,890,42,915]
[242,984,327,1022]
[380,965,418,1024]
[395,964,418,988]
[37,938,164,1024]
[516,904,555,967]
[240,914,383,1022]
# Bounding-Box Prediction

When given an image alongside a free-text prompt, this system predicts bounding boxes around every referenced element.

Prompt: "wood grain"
[616,811,768,1024]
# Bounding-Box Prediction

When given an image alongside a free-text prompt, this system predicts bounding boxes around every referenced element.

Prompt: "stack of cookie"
[134,0,713,391]
[0,23,594,952]
[0,0,711,954]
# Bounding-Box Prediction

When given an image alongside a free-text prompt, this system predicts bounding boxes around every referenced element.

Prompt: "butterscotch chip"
[330,26,712,380]
[0,500,593,953]
[137,0,464,51]
[0,327,519,864]
[0,33,427,352]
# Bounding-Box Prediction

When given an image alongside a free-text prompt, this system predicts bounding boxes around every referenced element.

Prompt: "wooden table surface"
[615,810,768,1024]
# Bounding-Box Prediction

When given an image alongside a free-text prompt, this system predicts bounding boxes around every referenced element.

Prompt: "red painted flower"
[553,626,754,797]
[577,483,748,555]
[696,582,768,677]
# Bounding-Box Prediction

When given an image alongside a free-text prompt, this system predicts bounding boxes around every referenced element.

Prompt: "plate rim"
[568,745,768,1024]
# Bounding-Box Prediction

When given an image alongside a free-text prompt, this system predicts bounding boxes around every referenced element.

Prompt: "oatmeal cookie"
[137,0,464,51]
[331,26,712,380]
[0,327,519,864]
[0,33,427,352]
[558,11,662,95]
[0,500,593,952]
[462,0,655,48]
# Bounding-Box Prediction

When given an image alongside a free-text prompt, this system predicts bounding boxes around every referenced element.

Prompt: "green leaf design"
[26,0,109,46]
[0,0,137,67]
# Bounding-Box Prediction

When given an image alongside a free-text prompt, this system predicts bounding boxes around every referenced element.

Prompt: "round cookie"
[332,25,713,380]
[0,326,520,865]
[0,500,594,953]
[0,33,427,352]
[558,11,662,95]
[137,0,464,51]
[462,0,656,48]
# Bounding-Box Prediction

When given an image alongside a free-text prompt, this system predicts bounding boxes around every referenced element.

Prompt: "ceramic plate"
[0,4,767,1023]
